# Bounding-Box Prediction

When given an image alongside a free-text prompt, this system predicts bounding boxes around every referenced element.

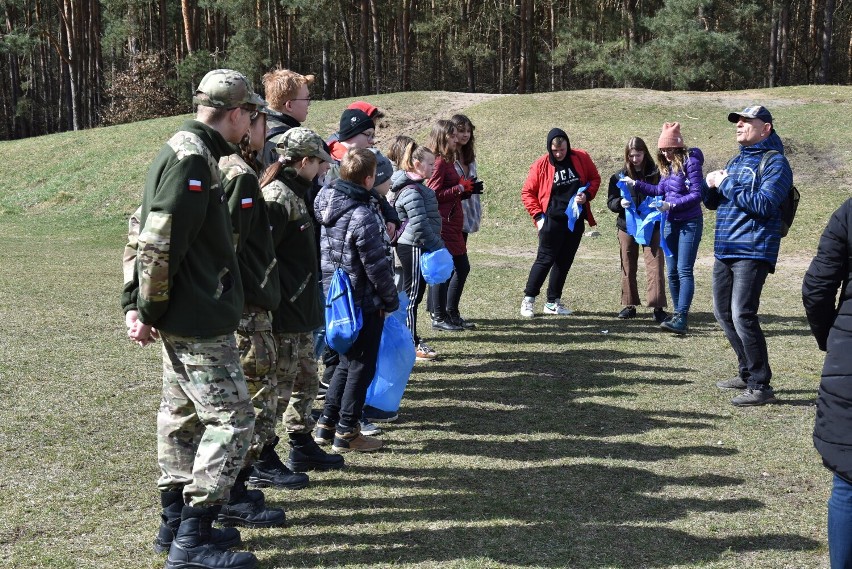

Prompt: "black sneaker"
[448,312,476,330]
[314,418,336,445]
[363,405,399,423]
[731,388,777,407]
[617,306,637,319]
[716,377,748,389]
[653,308,669,323]
[432,318,463,331]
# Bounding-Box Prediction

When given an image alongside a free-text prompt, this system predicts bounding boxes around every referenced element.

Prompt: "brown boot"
[332,429,383,453]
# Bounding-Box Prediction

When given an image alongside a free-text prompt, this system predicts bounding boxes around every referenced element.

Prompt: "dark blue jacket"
[701,131,793,271]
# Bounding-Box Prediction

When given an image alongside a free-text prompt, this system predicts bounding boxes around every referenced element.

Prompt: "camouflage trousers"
[236,308,278,461]
[275,331,319,434]
[157,332,255,507]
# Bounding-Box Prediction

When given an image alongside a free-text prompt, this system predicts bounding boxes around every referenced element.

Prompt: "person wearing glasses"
[123,69,265,569]
[260,68,315,168]
[623,122,704,335]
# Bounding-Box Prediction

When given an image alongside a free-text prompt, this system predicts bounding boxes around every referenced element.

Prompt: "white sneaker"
[520,296,535,318]
[543,299,573,315]
[360,419,383,436]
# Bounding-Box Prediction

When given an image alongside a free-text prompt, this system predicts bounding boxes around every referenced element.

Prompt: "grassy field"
[1,86,851,568]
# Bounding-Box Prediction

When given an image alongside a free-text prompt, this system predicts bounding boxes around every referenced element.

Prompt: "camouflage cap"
[272,127,333,162]
[193,69,267,109]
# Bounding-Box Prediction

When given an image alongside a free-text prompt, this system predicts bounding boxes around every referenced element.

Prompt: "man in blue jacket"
[703,105,793,406]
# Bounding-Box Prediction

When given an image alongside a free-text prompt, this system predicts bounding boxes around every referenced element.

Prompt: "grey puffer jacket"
[314,179,399,315]
[390,170,444,252]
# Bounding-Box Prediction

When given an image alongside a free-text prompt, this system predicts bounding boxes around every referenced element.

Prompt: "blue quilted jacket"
[701,131,793,271]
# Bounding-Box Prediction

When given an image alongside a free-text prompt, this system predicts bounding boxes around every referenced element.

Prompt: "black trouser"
[430,250,471,319]
[398,244,427,344]
[523,216,584,302]
[322,309,384,432]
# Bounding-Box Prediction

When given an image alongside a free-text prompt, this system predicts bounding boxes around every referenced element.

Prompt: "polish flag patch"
[188,179,202,192]
[241,197,253,209]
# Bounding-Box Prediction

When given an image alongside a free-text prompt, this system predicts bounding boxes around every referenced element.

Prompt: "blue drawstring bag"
[324,268,362,354]
[420,247,453,284]
[365,294,416,413]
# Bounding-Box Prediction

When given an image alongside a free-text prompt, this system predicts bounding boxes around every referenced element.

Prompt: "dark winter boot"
[232,468,265,506]
[165,505,257,569]
[248,436,310,490]
[286,432,345,472]
[217,477,287,528]
[660,311,688,335]
[154,490,241,554]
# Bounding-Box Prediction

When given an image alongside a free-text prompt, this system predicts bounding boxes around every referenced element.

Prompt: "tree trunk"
[359,0,370,94]
[819,0,835,83]
[369,0,382,93]
[338,0,357,96]
[181,0,194,52]
[322,38,332,99]
[401,0,413,91]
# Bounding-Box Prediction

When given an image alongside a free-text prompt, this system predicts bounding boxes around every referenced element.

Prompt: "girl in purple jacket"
[625,122,704,334]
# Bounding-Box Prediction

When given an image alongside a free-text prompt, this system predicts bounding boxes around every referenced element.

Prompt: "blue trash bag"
[420,247,453,284]
[365,299,416,413]
[324,268,362,354]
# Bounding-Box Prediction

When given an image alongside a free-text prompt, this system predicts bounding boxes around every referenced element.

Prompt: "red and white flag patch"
[188,179,202,192]
[241,197,253,209]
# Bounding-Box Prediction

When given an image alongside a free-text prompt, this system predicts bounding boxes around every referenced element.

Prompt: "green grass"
[1,86,850,568]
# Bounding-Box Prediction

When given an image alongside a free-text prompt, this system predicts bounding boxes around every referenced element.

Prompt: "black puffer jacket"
[314,179,399,315]
[803,198,852,481]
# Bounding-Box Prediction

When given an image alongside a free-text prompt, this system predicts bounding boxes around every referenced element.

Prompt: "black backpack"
[759,150,799,238]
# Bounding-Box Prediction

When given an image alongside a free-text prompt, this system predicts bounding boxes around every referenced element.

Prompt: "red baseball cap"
[347,100,385,119]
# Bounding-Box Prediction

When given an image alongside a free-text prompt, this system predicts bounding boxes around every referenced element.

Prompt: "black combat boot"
[165,505,257,569]
[232,468,265,507]
[248,436,310,490]
[217,477,286,528]
[154,490,241,554]
[286,432,345,472]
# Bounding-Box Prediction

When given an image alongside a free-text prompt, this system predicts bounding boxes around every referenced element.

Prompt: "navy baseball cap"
[728,105,773,124]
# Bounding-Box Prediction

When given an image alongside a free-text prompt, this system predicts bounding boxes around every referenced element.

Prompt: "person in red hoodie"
[426,119,478,331]
[520,128,601,317]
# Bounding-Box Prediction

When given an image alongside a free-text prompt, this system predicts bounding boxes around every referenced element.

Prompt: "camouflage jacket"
[221,150,281,312]
[134,120,244,337]
[262,168,323,333]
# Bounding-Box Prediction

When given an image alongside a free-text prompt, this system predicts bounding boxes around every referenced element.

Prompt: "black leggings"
[524,217,583,302]
[430,251,471,318]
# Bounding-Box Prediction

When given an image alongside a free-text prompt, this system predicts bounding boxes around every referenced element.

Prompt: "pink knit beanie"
[658,122,684,149]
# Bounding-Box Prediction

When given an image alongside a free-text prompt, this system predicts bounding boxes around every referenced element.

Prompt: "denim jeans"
[663,216,702,314]
[712,258,772,388]
[829,473,852,568]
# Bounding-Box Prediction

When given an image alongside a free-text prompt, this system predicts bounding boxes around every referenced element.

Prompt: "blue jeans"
[663,217,702,314]
[712,258,772,388]
[829,473,852,568]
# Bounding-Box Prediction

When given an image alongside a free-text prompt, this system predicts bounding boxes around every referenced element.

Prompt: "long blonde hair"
[658,147,689,177]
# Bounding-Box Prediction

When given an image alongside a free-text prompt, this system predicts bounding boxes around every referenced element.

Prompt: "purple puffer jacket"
[635,148,704,222]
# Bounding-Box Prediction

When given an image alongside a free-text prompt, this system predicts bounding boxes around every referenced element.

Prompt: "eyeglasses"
[290,98,312,102]
[249,110,261,121]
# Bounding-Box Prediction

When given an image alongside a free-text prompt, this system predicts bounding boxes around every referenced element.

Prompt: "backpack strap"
[757,150,779,180]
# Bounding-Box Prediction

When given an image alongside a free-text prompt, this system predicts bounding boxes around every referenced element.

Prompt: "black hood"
[547,128,572,165]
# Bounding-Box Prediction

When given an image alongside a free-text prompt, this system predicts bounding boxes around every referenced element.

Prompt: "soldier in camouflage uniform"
[258,127,345,473]
[222,107,311,494]
[123,69,265,569]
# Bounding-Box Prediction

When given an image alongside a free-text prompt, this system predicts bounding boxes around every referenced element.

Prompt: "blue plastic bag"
[565,184,590,232]
[324,268,362,354]
[365,301,416,413]
[420,247,453,285]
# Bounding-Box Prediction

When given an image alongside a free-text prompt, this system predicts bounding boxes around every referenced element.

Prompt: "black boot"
[248,436,310,490]
[154,490,241,554]
[217,478,286,528]
[165,505,256,569]
[286,432,346,472]
[232,468,265,506]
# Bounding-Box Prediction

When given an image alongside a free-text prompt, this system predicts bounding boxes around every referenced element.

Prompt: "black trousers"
[523,216,584,302]
[322,309,385,431]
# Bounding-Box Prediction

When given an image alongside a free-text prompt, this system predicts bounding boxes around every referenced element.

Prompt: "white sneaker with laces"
[520,296,535,318]
[543,299,573,315]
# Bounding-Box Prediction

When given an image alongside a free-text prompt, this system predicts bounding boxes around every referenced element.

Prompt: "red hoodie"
[521,147,601,227]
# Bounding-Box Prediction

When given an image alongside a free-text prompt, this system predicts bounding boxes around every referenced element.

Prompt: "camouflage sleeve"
[137,154,212,325]
[120,206,142,314]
